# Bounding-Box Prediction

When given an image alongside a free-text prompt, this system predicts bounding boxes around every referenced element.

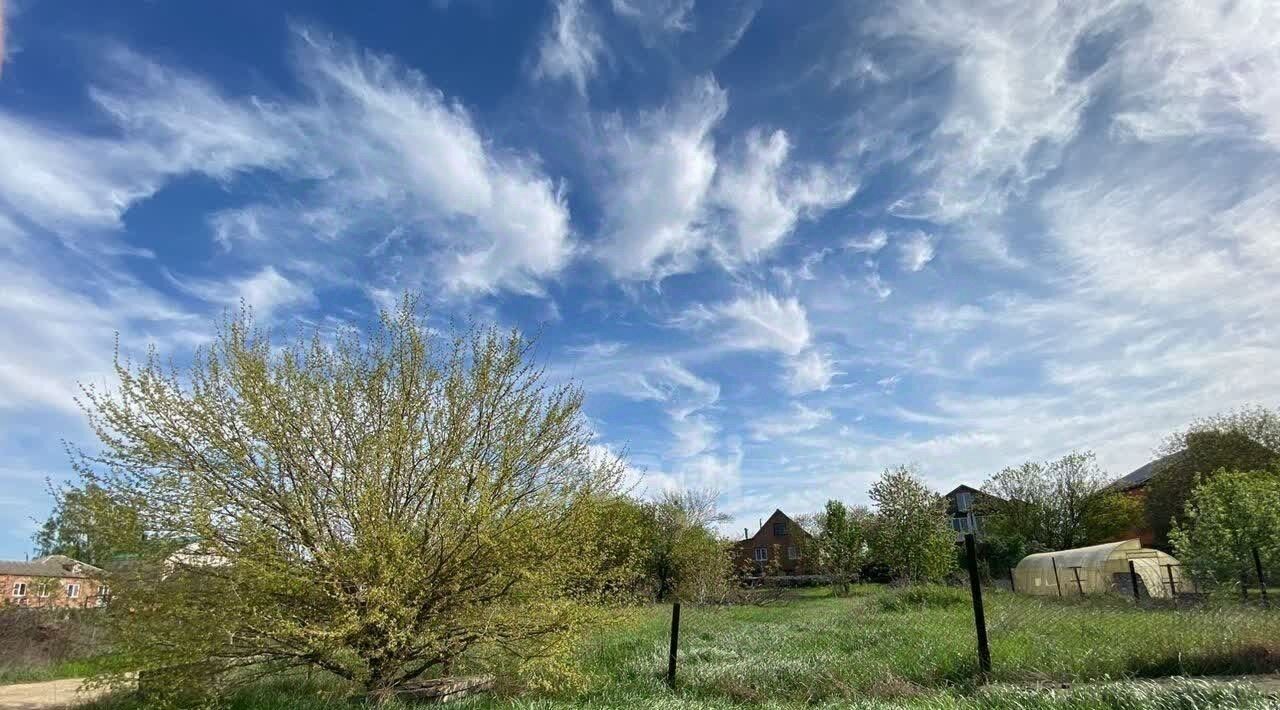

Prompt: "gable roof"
[943,484,1004,502]
[0,555,102,579]
[1111,450,1186,492]
[747,509,813,540]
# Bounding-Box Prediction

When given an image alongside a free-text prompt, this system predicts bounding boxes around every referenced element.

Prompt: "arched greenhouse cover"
[1013,539,1187,599]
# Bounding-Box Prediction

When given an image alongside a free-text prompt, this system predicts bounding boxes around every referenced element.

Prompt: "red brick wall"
[0,574,104,609]
[734,511,813,576]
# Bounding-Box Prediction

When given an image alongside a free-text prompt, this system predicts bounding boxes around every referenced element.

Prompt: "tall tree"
[1147,409,1280,545]
[34,482,151,566]
[74,297,626,698]
[983,451,1112,551]
[867,466,955,582]
[814,500,870,595]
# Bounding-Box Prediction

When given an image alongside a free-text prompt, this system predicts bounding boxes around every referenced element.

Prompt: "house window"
[955,491,973,512]
[12,582,26,598]
[754,547,768,562]
[37,581,52,598]
[787,545,798,560]
[96,587,110,607]
[66,583,80,599]
[951,517,973,533]
[773,522,787,537]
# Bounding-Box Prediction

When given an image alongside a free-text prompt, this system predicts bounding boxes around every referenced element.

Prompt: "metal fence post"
[1051,557,1063,597]
[1071,567,1084,596]
[666,602,681,689]
[1254,547,1269,608]
[1008,568,1016,593]
[964,533,992,676]
[1128,560,1141,601]
[1165,564,1178,598]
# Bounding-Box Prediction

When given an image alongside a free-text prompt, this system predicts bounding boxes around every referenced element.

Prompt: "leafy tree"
[646,488,733,604]
[34,482,153,567]
[982,451,1112,552]
[813,500,870,595]
[867,466,955,582]
[1146,412,1280,546]
[1081,491,1145,545]
[1170,469,1280,594]
[73,297,627,698]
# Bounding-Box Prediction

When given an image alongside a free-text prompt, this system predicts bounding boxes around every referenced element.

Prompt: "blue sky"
[2,0,1279,557]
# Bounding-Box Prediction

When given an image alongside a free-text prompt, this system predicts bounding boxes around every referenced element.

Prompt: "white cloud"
[785,349,840,394]
[897,230,935,272]
[704,290,812,356]
[594,77,726,280]
[864,270,892,300]
[846,229,888,253]
[611,0,696,36]
[168,266,314,320]
[25,30,576,298]
[873,2,1099,225]
[0,251,201,414]
[712,128,856,262]
[533,0,604,96]
[1111,1,1280,147]
[750,403,832,440]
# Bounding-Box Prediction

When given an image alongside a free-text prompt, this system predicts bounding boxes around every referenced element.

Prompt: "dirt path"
[0,678,113,709]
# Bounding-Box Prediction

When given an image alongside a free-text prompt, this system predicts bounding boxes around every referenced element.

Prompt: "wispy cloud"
[532,0,604,95]
[594,76,726,280]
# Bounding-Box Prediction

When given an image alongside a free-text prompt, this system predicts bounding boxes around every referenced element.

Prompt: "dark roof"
[0,555,102,579]
[1111,451,1186,491]
[943,484,1004,502]
[745,509,813,541]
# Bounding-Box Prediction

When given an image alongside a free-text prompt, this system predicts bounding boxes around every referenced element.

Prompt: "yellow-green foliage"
[73,296,632,696]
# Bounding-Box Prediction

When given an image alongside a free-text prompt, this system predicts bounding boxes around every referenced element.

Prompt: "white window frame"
[37,581,52,598]
[787,545,798,560]
[66,583,80,599]
[754,546,768,562]
[955,491,973,512]
[12,582,27,598]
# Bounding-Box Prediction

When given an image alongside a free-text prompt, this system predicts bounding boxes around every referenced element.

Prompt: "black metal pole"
[1254,547,1269,607]
[1165,564,1177,598]
[1072,567,1084,596]
[666,602,681,689]
[964,533,992,676]
[1051,557,1062,597]
[1008,568,1016,593]
[1128,560,1141,601]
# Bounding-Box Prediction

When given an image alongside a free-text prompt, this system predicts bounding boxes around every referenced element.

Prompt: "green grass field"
[82,585,1280,708]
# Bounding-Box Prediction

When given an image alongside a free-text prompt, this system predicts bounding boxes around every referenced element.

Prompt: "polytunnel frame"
[1013,539,1187,599]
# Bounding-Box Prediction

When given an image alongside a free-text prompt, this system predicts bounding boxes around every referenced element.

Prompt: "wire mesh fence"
[651,536,1279,700]
[968,534,1280,683]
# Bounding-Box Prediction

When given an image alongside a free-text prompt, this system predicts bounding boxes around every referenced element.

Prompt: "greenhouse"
[1013,539,1188,599]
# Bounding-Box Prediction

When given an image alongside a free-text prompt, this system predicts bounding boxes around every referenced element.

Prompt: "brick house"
[0,555,106,608]
[734,509,814,576]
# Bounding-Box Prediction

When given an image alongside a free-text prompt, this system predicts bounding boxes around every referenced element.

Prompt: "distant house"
[0,555,107,608]
[1109,451,1184,494]
[942,485,1002,541]
[1106,452,1186,545]
[733,509,815,576]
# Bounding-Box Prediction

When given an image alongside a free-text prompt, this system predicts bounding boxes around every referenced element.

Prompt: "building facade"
[733,509,815,576]
[0,555,106,609]
[943,485,1001,541]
